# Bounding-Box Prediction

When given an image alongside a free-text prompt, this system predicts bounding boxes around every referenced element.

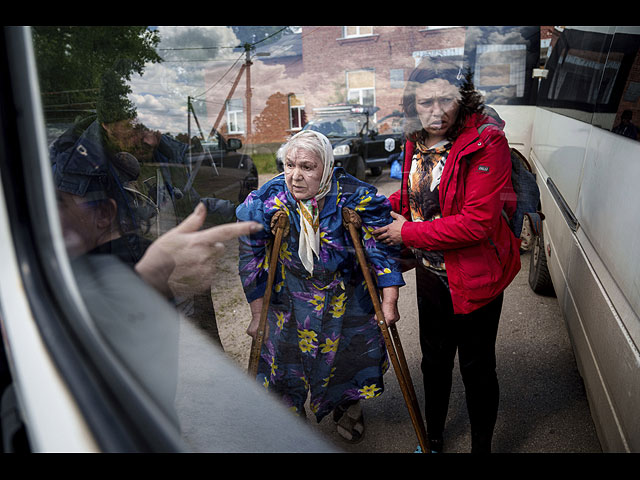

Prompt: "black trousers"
[416,266,503,453]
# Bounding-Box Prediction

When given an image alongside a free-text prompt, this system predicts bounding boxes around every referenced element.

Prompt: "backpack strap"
[523,211,545,237]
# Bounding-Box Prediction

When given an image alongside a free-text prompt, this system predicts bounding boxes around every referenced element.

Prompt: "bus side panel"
[490,105,536,157]
[566,229,640,452]
[572,126,640,452]
[531,108,587,283]
[533,155,570,301]
[531,107,640,452]
[577,130,640,332]
[531,109,589,213]
[533,145,636,453]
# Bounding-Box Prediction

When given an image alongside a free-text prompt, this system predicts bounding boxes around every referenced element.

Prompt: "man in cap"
[50,115,261,302]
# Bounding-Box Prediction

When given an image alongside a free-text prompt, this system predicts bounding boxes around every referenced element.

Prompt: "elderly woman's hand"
[381,286,400,326]
[247,297,264,339]
[373,211,406,246]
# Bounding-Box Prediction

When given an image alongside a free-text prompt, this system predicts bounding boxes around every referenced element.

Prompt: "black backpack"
[477,123,544,243]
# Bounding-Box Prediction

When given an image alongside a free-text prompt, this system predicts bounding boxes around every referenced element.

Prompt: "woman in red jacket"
[373,57,521,453]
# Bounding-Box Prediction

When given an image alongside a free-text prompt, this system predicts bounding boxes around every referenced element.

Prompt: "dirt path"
[212,173,278,368]
[210,236,251,367]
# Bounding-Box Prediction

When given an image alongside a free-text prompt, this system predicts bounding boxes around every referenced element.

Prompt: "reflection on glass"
[31,25,571,451]
[539,26,640,135]
[612,109,639,139]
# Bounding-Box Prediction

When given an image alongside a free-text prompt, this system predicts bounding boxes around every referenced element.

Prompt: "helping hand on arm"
[372,211,406,246]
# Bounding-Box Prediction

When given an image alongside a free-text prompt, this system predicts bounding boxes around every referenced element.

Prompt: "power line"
[158,45,237,51]
[191,27,291,99]
[157,58,242,63]
[249,26,289,47]
[191,51,245,99]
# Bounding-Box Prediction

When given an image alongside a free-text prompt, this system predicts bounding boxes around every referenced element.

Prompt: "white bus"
[526,26,640,452]
[464,25,640,453]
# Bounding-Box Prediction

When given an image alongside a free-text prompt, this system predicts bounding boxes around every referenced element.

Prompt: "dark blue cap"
[51,120,139,200]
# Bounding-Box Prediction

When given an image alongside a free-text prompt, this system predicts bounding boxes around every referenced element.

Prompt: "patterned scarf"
[408,139,452,273]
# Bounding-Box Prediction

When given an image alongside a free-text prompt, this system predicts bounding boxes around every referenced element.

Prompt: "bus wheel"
[528,225,555,296]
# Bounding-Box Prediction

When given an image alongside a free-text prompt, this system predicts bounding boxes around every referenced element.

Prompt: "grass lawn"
[251,152,278,175]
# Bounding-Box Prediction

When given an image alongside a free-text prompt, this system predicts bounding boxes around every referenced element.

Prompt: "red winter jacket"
[388,113,521,314]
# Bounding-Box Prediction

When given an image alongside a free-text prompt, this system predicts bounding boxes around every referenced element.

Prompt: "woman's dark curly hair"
[402,58,484,143]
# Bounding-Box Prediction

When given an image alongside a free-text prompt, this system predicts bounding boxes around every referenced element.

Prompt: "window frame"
[288,93,306,131]
[346,69,376,108]
[343,26,373,39]
[0,26,189,453]
[226,98,245,134]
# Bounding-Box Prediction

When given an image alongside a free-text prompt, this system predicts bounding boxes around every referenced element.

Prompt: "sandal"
[333,401,364,443]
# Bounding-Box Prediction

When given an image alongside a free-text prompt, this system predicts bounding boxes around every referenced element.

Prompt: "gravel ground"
[212,173,278,369]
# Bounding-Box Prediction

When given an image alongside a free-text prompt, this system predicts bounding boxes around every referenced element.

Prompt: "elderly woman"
[373,58,521,453]
[236,130,404,442]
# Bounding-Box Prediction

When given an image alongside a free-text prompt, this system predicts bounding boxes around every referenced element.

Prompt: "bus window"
[539,27,640,136]
[538,27,638,134]
[538,27,614,124]
[0,25,334,453]
[595,28,640,137]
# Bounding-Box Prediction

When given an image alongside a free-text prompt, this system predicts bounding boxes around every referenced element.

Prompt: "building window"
[226,98,245,134]
[343,26,373,38]
[390,69,405,89]
[289,94,306,130]
[346,69,375,107]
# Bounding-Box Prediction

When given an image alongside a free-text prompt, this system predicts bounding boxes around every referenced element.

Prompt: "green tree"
[32,26,162,124]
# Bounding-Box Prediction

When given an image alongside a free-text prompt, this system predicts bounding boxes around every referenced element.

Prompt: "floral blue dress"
[236,168,404,421]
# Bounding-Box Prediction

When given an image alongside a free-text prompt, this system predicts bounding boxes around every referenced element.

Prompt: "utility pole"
[243,43,253,145]
[204,41,268,144]
[187,95,192,173]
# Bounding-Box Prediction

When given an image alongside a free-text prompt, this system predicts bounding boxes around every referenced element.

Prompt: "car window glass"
[30,25,548,450]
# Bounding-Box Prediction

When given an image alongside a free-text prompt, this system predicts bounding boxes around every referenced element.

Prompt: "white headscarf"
[280,130,334,275]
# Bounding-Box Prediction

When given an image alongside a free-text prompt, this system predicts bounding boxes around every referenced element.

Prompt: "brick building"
[300,26,466,124]
[202,26,554,148]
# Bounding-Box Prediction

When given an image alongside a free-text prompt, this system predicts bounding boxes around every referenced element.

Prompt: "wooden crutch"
[248,210,290,377]
[342,207,429,453]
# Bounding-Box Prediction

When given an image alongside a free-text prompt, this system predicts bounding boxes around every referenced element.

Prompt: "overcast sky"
[129,26,245,136]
